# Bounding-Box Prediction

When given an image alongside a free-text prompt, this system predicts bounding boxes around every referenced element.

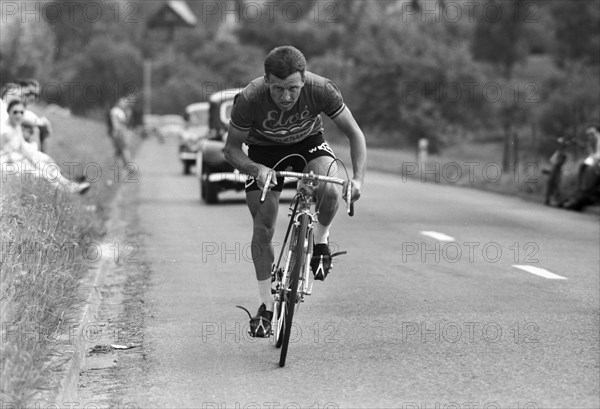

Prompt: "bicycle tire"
[279,213,310,367]
[274,197,300,349]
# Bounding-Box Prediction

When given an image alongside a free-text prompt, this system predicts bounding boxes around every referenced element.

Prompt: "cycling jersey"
[230,71,346,146]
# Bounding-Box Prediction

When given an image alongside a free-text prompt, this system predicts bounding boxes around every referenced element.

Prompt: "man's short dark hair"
[17,78,39,88]
[264,46,306,80]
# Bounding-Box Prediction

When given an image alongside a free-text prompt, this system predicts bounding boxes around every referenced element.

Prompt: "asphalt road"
[119,137,599,408]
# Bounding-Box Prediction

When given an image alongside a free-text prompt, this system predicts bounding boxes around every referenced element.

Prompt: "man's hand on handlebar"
[344,179,362,204]
[255,164,277,191]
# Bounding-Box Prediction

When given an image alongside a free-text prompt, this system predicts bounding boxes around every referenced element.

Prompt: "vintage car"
[196,88,246,203]
[178,102,209,175]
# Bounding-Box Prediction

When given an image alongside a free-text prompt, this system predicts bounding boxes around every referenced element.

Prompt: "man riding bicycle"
[224,46,367,338]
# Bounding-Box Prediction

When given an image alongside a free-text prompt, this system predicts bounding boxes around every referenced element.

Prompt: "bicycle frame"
[278,178,319,303]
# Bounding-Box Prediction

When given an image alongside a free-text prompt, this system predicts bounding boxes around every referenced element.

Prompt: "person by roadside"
[1,82,21,125]
[109,95,137,168]
[18,79,53,152]
[1,100,90,194]
[563,125,600,211]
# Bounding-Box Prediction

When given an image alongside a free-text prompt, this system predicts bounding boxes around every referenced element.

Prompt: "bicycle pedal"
[246,328,272,338]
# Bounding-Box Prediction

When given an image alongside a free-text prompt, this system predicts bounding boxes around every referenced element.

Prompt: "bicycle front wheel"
[279,213,310,367]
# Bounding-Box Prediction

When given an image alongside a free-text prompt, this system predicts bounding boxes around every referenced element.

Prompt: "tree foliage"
[550,0,600,65]
[0,0,597,158]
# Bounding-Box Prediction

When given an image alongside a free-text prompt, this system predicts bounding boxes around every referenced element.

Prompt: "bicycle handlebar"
[260,171,354,216]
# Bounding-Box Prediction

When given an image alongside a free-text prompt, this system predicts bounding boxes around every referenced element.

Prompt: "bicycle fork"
[272,212,315,305]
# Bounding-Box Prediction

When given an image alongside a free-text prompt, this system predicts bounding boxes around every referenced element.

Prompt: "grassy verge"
[0,108,139,403]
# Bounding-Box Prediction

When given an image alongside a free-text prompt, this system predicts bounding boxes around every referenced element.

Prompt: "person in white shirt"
[19,79,53,152]
[109,96,136,167]
[1,82,21,126]
[1,100,90,194]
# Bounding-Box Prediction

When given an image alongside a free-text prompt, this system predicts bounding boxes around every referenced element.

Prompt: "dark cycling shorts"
[245,133,336,192]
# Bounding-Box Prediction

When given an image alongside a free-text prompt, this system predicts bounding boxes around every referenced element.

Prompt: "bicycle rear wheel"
[278,213,310,367]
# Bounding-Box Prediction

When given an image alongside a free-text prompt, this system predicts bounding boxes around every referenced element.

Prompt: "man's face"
[265,72,304,112]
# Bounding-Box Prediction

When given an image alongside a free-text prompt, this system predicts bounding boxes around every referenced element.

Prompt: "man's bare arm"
[223,126,275,189]
[332,108,367,191]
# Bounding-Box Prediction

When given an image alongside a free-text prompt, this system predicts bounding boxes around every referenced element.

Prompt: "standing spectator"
[18,79,53,152]
[109,95,137,168]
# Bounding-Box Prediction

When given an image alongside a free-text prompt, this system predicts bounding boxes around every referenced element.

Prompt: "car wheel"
[204,177,218,204]
[200,176,206,200]
[183,160,192,175]
[197,152,205,201]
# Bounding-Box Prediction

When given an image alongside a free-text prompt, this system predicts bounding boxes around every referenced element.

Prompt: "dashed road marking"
[420,231,456,242]
[512,264,567,280]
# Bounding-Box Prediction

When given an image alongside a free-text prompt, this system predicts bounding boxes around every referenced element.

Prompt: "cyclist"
[224,46,367,337]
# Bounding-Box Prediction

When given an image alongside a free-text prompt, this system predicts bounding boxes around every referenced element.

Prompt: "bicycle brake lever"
[260,172,272,203]
[346,181,354,217]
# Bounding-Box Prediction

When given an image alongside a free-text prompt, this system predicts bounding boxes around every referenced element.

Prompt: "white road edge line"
[421,231,456,242]
[512,265,567,280]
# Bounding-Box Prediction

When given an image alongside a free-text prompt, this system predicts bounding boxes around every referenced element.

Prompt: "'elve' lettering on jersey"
[230,71,346,146]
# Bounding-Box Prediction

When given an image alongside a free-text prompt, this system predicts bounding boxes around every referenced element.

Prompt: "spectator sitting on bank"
[21,119,41,149]
[1,100,90,195]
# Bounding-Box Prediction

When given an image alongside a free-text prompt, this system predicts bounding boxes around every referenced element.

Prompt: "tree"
[550,0,600,66]
[0,13,55,83]
[347,13,489,149]
[471,0,530,170]
[538,63,600,149]
[64,37,142,114]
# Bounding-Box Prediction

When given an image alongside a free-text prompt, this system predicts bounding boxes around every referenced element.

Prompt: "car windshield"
[224,104,233,121]
[189,109,209,127]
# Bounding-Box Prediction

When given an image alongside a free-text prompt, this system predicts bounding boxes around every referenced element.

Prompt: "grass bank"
[0,108,139,403]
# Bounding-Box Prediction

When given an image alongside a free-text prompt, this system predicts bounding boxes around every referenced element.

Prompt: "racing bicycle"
[261,164,354,367]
